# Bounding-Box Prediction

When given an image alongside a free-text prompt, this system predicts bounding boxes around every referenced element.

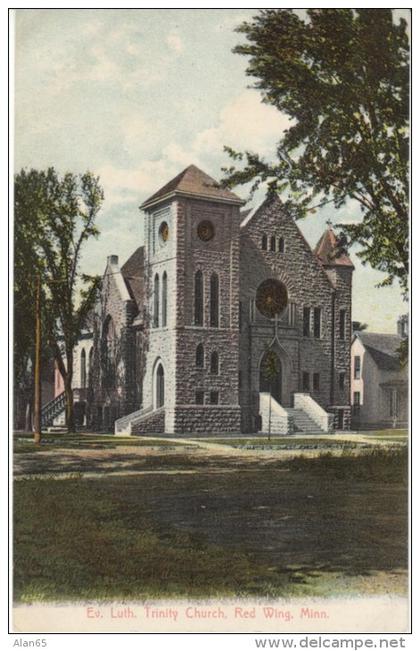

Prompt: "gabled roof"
[241,193,336,290]
[356,332,403,371]
[121,246,145,308]
[141,164,244,209]
[315,227,354,268]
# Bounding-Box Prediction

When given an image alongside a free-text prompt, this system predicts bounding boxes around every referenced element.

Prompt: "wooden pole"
[33,274,42,445]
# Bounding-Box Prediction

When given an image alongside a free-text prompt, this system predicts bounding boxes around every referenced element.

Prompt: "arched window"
[194,270,203,326]
[270,236,276,251]
[162,271,167,327]
[196,344,204,368]
[262,235,267,251]
[156,363,165,408]
[88,347,94,387]
[153,273,160,328]
[278,237,285,253]
[210,273,219,327]
[80,349,86,388]
[210,351,219,375]
[102,316,116,388]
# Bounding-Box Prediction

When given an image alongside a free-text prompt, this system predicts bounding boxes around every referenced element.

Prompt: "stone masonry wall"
[90,257,139,430]
[131,408,165,435]
[172,197,241,432]
[142,202,178,432]
[173,406,241,435]
[239,196,340,432]
[325,266,353,412]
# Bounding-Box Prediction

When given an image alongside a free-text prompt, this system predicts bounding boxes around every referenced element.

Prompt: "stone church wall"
[90,257,139,430]
[239,196,352,431]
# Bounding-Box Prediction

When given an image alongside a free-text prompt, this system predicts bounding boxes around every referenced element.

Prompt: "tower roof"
[140,164,244,209]
[314,227,354,268]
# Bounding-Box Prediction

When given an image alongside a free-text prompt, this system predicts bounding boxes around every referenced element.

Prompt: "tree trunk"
[25,401,32,432]
[64,380,75,433]
[33,274,42,445]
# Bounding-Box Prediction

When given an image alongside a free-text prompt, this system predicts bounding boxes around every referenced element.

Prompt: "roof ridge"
[141,164,244,209]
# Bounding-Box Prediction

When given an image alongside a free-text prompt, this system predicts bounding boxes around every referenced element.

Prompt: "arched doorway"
[155,363,165,408]
[259,350,282,404]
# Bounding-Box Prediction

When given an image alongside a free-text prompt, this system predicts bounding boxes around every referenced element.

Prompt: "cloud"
[93,89,290,208]
[193,91,290,158]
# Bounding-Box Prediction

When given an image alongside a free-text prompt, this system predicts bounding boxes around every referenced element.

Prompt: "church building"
[51,165,354,436]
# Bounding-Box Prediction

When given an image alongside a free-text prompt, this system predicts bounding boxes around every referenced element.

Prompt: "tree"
[14,168,104,436]
[352,321,368,333]
[222,9,409,294]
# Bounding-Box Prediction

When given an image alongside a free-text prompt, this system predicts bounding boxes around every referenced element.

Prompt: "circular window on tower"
[197,220,215,242]
[256,278,288,319]
[159,221,169,244]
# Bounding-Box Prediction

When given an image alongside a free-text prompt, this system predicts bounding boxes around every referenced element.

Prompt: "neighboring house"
[42,164,355,435]
[351,319,408,429]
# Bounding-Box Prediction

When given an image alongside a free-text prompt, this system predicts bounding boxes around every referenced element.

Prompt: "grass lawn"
[13,433,191,454]
[13,448,408,603]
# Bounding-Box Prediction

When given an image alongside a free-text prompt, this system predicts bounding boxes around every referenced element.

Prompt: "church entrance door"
[259,350,282,404]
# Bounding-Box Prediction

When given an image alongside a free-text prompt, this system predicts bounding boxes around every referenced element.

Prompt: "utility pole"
[33,274,41,445]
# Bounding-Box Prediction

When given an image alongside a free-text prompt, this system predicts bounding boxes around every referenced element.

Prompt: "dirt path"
[13,432,404,480]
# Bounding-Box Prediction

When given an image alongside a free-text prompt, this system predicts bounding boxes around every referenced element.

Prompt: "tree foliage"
[14,168,104,432]
[222,9,409,294]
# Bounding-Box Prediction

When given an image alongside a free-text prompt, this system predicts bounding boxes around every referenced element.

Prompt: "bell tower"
[140,165,244,434]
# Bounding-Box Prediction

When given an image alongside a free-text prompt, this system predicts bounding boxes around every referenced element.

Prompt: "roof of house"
[121,246,145,308]
[141,164,244,209]
[356,332,403,371]
[314,227,354,268]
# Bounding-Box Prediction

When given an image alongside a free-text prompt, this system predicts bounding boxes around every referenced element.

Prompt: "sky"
[13,8,409,333]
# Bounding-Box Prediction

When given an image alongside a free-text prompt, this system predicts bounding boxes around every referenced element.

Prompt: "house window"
[162,271,167,327]
[153,274,159,327]
[270,236,276,251]
[303,307,311,337]
[210,351,219,375]
[210,391,219,405]
[194,270,203,326]
[313,307,321,338]
[302,372,310,391]
[339,309,346,339]
[195,344,204,368]
[262,235,267,250]
[313,372,320,391]
[210,273,219,327]
[278,237,285,253]
[354,356,361,379]
[195,390,205,405]
[339,372,345,390]
[80,349,86,388]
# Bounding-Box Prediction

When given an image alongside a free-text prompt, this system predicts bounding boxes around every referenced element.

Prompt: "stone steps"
[285,408,321,434]
[46,425,68,434]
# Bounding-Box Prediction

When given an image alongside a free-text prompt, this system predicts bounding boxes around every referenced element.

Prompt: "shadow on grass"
[13,450,408,602]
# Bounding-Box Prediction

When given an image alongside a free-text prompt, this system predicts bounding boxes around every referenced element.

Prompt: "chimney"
[107,255,119,266]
